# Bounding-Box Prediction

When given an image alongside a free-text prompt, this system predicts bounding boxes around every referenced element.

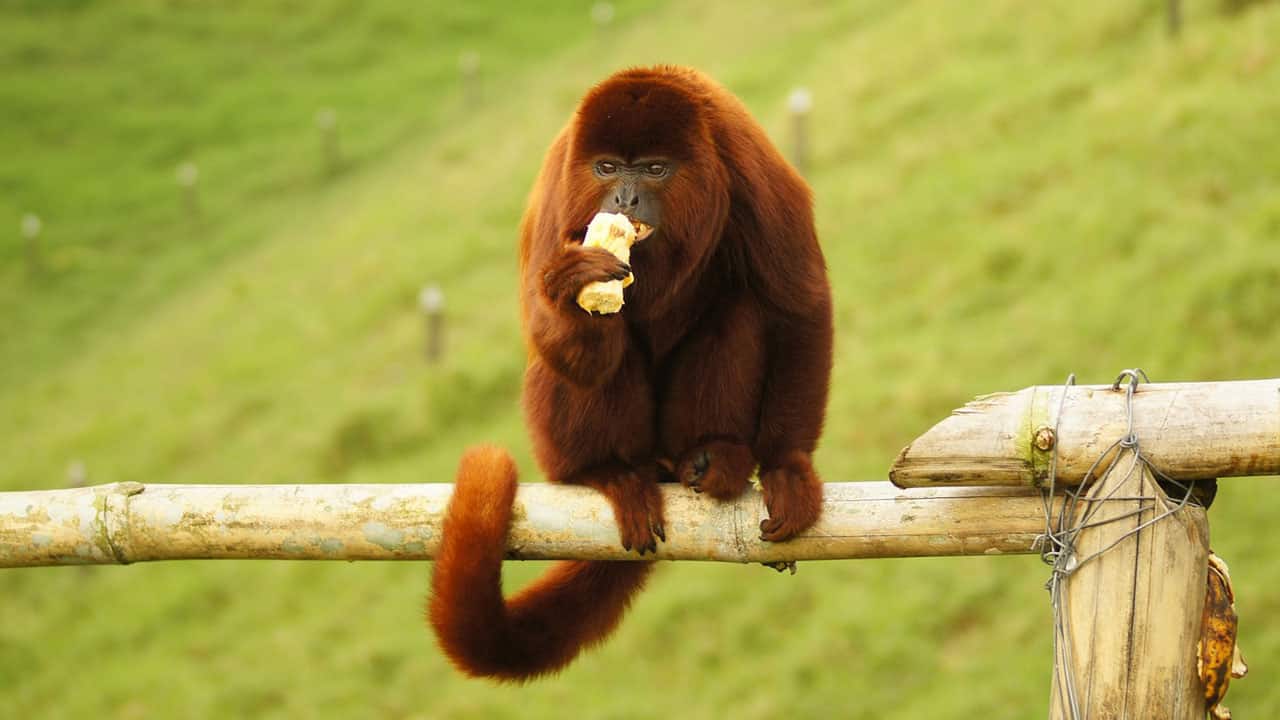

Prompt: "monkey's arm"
[751,291,833,541]
[525,244,634,387]
[754,299,833,464]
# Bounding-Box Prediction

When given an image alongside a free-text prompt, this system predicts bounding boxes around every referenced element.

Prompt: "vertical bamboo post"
[1049,457,1208,719]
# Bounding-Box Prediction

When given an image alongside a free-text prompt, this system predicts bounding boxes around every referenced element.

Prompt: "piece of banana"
[576,212,639,314]
[1200,552,1247,720]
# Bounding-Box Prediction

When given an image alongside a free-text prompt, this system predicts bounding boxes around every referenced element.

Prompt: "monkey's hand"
[677,440,755,501]
[758,451,823,542]
[576,212,638,314]
[541,245,632,313]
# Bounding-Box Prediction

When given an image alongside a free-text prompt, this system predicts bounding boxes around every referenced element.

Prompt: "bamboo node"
[1033,426,1056,451]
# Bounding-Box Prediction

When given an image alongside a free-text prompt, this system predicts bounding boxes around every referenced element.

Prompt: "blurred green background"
[2,0,1278,717]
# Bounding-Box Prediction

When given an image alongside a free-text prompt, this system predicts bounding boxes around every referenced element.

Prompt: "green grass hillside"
[3,1,1279,717]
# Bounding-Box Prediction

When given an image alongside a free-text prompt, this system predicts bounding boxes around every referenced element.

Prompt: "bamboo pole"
[1048,455,1209,719]
[0,481,1063,568]
[891,378,1280,488]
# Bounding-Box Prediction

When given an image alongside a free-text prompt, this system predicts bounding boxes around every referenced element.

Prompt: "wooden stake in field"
[1168,0,1182,37]
[787,87,813,176]
[21,213,43,277]
[418,284,445,363]
[458,52,480,108]
[176,162,200,220]
[315,108,340,176]
[591,2,615,29]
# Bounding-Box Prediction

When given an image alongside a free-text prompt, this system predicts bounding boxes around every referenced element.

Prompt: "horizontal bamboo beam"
[891,378,1280,488]
[0,481,1061,568]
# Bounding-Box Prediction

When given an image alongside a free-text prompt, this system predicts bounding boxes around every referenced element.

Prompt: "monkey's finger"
[645,487,666,546]
[572,262,630,289]
[634,524,655,555]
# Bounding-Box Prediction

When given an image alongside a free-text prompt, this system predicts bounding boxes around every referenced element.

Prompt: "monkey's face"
[592,157,665,242]
[568,77,732,315]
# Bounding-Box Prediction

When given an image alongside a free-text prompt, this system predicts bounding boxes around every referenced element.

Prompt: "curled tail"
[428,445,652,682]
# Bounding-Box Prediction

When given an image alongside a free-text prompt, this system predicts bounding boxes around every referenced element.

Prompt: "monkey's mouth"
[630,220,655,241]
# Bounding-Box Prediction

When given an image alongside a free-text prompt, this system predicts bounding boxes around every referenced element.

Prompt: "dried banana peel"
[576,212,639,314]
[1199,552,1247,720]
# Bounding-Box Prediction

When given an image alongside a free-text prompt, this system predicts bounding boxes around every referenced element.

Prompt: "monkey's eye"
[644,163,668,178]
[595,161,618,176]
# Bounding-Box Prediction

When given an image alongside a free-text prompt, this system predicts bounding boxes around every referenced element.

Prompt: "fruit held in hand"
[576,212,640,314]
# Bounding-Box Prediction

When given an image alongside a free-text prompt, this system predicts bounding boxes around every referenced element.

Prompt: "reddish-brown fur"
[429,66,833,682]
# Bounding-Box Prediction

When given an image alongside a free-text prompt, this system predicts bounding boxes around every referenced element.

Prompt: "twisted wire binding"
[1034,369,1199,720]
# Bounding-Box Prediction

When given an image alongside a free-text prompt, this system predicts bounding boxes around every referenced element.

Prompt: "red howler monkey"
[429,66,833,681]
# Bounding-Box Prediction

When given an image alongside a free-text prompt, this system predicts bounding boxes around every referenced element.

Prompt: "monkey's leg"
[524,353,665,554]
[527,245,634,386]
[570,463,666,555]
[660,297,766,501]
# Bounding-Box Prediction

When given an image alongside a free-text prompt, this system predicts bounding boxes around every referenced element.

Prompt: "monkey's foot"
[580,466,667,555]
[758,451,823,542]
[677,440,755,501]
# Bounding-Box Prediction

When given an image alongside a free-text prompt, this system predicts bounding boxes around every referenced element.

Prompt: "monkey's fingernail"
[655,524,666,542]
